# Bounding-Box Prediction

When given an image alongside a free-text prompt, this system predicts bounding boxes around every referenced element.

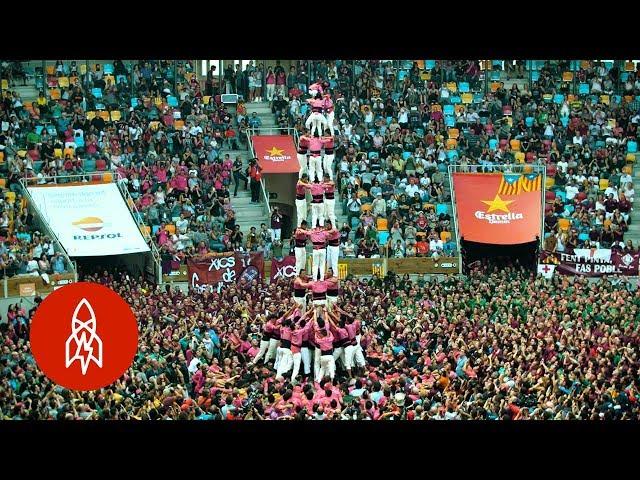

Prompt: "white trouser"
[297,153,308,178]
[301,346,311,375]
[308,155,322,182]
[325,111,335,136]
[318,354,336,382]
[326,245,339,277]
[313,347,321,382]
[312,248,326,280]
[293,295,307,312]
[291,351,302,381]
[344,344,356,370]
[354,344,366,368]
[252,339,270,364]
[305,112,327,137]
[266,83,275,101]
[295,198,307,227]
[322,154,334,180]
[265,338,279,364]
[273,229,281,241]
[311,202,325,228]
[276,348,293,378]
[327,295,339,311]
[274,346,283,370]
[313,298,327,308]
[294,246,307,275]
[324,198,336,226]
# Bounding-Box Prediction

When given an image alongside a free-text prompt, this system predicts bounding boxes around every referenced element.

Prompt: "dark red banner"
[540,248,640,277]
[188,252,264,293]
[270,256,297,282]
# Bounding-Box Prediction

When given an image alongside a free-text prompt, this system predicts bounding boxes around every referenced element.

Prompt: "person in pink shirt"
[307,135,324,182]
[290,309,314,382]
[326,310,349,373]
[309,226,327,281]
[313,313,336,383]
[324,267,340,310]
[293,221,311,275]
[305,95,328,138]
[292,269,312,311]
[321,134,335,180]
[308,81,323,97]
[322,174,336,226]
[297,133,310,178]
[295,175,311,228]
[275,318,294,379]
[324,220,340,278]
[323,94,335,137]
[343,315,365,377]
[309,180,326,228]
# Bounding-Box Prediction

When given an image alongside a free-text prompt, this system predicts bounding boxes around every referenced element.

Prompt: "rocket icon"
[65,298,103,375]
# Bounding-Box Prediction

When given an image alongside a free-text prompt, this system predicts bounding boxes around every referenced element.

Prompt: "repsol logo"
[73,233,124,240]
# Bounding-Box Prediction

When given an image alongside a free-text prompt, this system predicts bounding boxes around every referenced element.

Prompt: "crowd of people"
[271,60,640,257]
[2,260,639,420]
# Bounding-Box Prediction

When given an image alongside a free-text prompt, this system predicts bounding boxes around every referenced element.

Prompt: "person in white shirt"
[556,158,568,173]
[604,185,619,200]
[622,182,635,202]
[429,237,443,252]
[405,182,420,197]
[565,182,579,201]
[620,172,633,186]
[572,134,583,146]
[574,172,586,184]
[176,214,189,234]
[543,123,555,138]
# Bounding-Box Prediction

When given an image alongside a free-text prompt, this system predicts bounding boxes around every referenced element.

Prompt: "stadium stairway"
[624,154,640,245]
[222,146,271,235]
[244,101,278,131]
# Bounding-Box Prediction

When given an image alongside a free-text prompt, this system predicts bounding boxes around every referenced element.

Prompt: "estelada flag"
[452,173,542,245]
[251,135,299,174]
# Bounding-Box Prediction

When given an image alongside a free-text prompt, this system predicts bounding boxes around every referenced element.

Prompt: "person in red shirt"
[248,159,262,203]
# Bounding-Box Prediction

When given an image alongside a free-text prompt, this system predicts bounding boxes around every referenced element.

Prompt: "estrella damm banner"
[452,173,542,245]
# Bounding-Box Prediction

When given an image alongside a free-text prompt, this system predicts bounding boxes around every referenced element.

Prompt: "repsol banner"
[270,256,297,282]
[188,252,264,293]
[540,248,640,276]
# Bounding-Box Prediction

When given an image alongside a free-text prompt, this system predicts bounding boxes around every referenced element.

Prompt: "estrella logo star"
[266,147,284,156]
[481,194,514,213]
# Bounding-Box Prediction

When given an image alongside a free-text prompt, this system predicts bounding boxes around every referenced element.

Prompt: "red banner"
[251,135,299,173]
[270,256,297,282]
[452,173,542,245]
[188,252,264,293]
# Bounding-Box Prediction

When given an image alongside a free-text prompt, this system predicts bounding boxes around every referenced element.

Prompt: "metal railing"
[114,172,162,273]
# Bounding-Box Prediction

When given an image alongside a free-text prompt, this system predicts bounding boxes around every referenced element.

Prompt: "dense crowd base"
[1,262,639,420]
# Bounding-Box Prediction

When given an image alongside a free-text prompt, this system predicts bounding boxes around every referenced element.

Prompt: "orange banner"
[251,135,299,174]
[452,173,542,245]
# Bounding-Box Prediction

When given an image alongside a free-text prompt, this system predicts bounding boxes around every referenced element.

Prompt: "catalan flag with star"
[452,172,543,245]
[498,173,542,195]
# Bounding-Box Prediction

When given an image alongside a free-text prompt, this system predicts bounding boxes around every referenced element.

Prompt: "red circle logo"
[30,282,138,391]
